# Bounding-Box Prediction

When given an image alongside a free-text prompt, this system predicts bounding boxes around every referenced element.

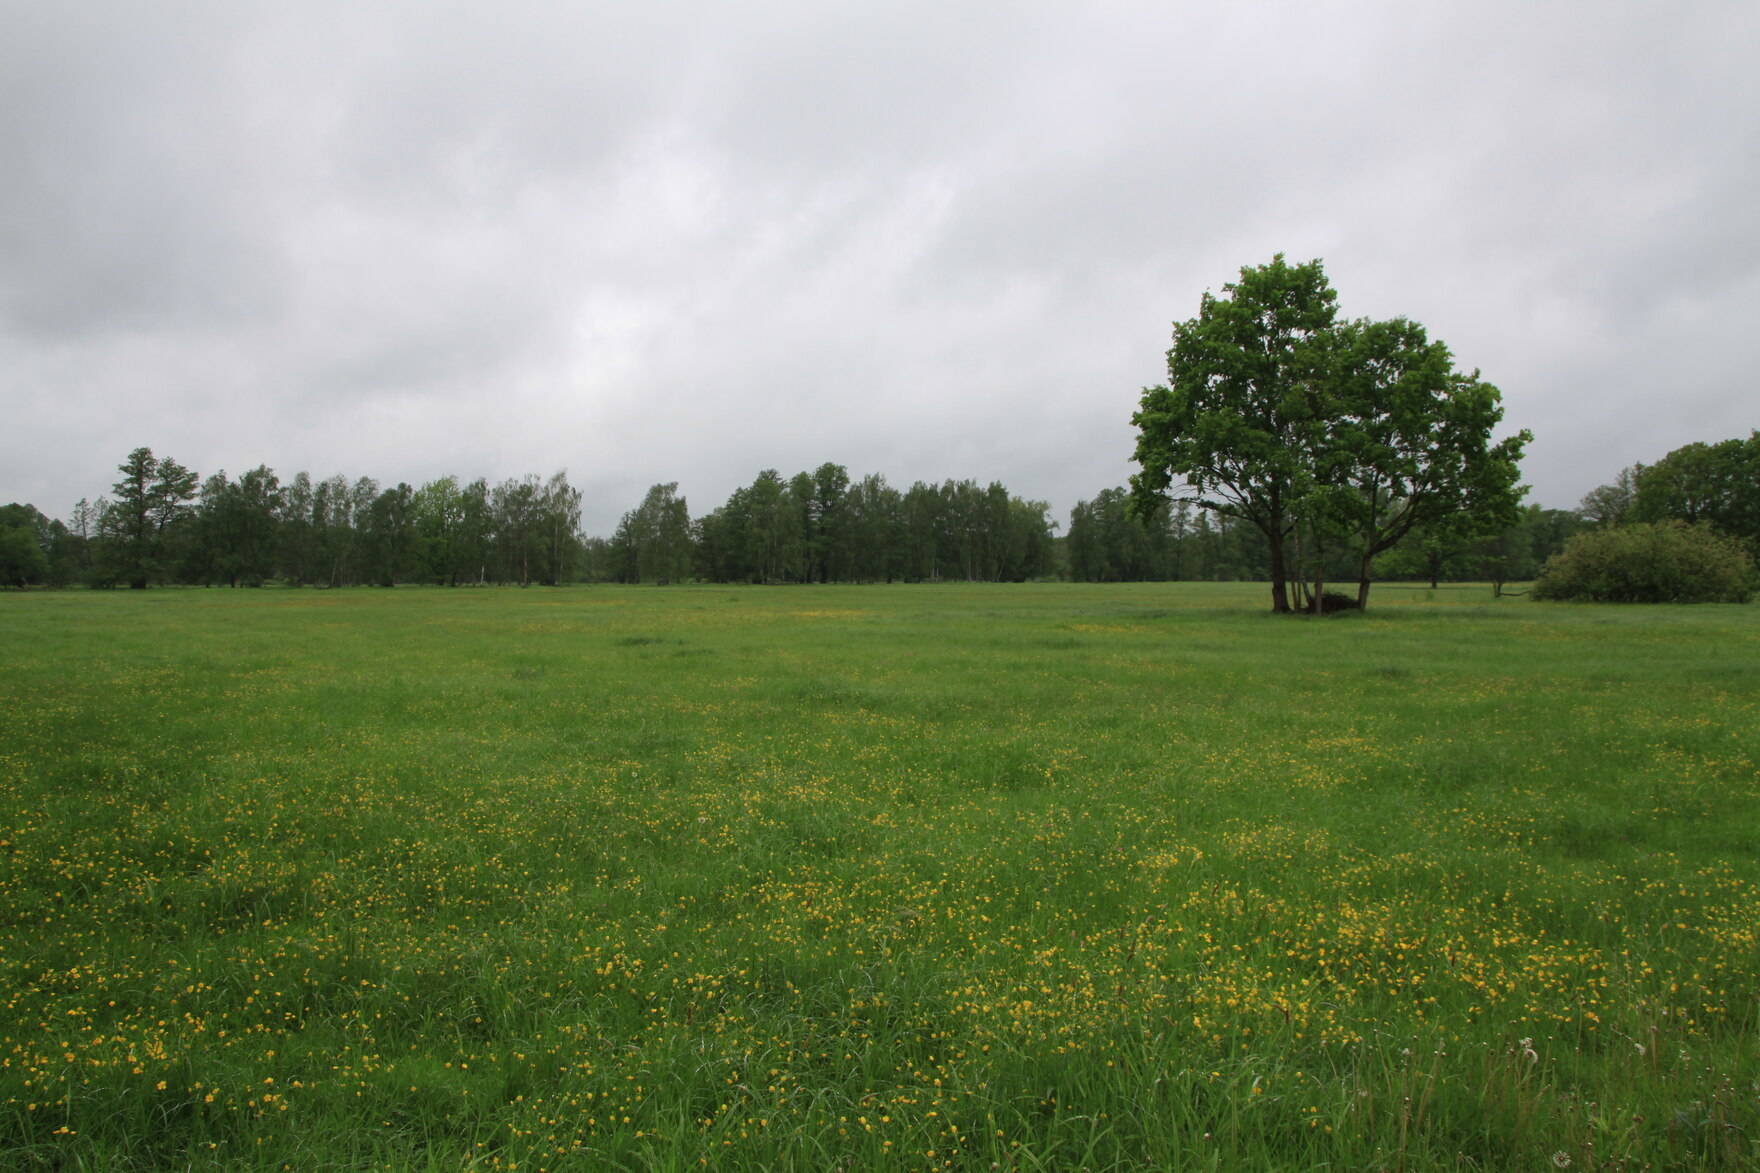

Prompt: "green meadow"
[1,583,1756,1172]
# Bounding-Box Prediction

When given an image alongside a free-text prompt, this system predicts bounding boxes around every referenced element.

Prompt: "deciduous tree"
[612,483,692,584]
[1578,467,1638,528]
[1130,256,1339,613]
[0,504,51,587]
[1132,257,1528,611]
[193,466,282,586]
[1322,317,1529,607]
[1631,432,1760,548]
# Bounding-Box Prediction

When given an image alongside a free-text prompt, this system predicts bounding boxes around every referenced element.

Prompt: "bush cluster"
[1532,520,1755,603]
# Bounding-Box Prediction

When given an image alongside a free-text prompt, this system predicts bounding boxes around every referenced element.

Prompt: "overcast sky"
[2,2,1755,534]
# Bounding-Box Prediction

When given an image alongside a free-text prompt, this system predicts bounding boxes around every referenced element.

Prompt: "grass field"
[1,582,1756,1171]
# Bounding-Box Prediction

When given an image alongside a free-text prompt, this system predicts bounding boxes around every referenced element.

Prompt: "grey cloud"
[1,2,1755,534]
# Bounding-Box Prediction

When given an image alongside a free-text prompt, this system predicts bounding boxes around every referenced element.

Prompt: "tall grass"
[0,583,1755,1170]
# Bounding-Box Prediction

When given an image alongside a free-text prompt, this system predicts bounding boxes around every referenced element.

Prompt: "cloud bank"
[2,2,1755,532]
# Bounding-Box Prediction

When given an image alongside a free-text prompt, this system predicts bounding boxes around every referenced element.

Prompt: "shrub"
[1531,520,1755,603]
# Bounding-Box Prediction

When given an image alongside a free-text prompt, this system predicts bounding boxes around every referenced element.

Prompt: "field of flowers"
[0,583,1755,1171]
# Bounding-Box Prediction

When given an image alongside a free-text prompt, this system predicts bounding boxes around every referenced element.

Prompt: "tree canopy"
[0,504,52,588]
[15,448,1062,589]
[107,447,198,589]
[1131,256,1529,612]
[1130,255,1336,613]
[1630,432,1760,548]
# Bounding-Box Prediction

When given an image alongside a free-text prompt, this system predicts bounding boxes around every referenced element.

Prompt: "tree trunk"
[1357,554,1374,610]
[1267,536,1291,613]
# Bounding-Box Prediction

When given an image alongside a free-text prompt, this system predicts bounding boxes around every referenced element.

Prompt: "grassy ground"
[0,582,1755,1171]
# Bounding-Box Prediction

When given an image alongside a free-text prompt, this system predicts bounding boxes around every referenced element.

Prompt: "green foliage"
[1069,487,1164,581]
[612,482,694,583]
[1474,505,1584,594]
[694,468,1053,584]
[1376,506,1583,594]
[0,511,50,587]
[1532,519,1756,603]
[60,449,1058,590]
[1132,254,1338,612]
[808,461,852,582]
[1320,317,1530,603]
[838,471,907,582]
[104,446,199,588]
[1,585,1756,1171]
[78,456,586,589]
[1066,492,1269,582]
[1630,431,1760,547]
[190,465,282,586]
[536,471,585,586]
[1132,257,1529,612]
[0,503,75,587]
[1577,465,1637,527]
[363,481,421,587]
[490,475,541,586]
[1371,519,1480,586]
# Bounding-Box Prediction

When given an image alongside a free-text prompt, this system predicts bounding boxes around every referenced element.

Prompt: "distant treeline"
[616,467,1056,585]
[1066,431,1760,589]
[2,450,588,589]
[0,450,1059,588]
[1065,488,1584,589]
[10,433,1751,590]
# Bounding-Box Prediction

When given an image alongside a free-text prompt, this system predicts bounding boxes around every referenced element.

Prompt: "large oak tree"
[1130,256,1338,613]
[1131,256,1528,612]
